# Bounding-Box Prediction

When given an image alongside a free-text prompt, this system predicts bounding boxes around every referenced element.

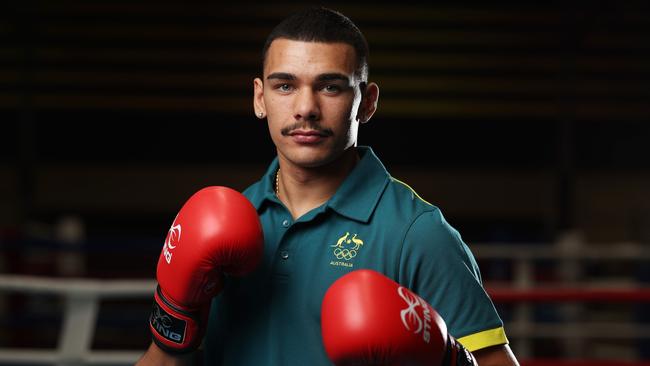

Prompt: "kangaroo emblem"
[350,234,364,250]
[331,232,364,261]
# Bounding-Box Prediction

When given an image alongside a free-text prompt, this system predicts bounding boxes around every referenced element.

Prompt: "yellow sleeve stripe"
[390,177,434,206]
[457,327,509,352]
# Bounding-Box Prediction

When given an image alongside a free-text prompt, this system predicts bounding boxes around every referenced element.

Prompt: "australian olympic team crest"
[329,232,364,268]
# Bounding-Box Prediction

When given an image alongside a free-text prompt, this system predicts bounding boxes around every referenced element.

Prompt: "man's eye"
[323,84,341,93]
[278,84,292,92]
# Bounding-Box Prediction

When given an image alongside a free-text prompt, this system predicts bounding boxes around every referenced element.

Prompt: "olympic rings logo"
[333,248,358,260]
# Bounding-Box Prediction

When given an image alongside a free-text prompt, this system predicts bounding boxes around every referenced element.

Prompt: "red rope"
[522,360,650,366]
[487,288,650,303]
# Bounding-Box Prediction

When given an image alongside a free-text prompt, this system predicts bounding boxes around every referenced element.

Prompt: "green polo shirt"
[204,146,507,365]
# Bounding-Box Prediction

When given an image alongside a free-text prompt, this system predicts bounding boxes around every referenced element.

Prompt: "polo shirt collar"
[248,146,390,223]
[247,158,280,211]
[326,146,390,223]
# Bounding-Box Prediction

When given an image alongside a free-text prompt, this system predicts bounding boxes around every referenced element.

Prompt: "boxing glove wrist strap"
[149,285,202,354]
[442,336,478,366]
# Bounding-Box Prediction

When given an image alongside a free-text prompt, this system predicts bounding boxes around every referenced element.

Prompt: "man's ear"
[253,77,266,119]
[356,82,379,123]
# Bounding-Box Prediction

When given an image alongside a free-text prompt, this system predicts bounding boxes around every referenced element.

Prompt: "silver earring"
[258,112,264,118]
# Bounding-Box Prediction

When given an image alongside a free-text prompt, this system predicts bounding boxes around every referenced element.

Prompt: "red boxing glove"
[321,269,477,366]
[149,186,263,353]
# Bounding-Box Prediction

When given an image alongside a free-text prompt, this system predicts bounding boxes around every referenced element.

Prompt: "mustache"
[280,122,334,137]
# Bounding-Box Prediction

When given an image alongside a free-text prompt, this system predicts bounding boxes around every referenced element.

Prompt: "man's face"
[254,39,365,169]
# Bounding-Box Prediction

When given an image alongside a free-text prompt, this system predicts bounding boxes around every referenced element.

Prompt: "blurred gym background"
[1,1,649,365]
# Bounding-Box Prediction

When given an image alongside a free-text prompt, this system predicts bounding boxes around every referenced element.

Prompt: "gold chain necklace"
[275,168,280,196]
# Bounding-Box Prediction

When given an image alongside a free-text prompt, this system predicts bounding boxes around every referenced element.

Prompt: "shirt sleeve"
[398,208,508,352]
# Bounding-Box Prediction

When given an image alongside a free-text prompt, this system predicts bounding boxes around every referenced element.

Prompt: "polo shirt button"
[280,251,289,260]
[282,219,290,227]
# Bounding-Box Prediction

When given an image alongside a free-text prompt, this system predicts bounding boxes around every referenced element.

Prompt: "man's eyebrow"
[316,73,350,83]
[266,72,295,80]
[265,72,351,83]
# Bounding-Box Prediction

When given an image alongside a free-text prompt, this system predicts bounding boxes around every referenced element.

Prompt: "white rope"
[0,275,156,366]
[0,275,156,296]
[1,238,648,364]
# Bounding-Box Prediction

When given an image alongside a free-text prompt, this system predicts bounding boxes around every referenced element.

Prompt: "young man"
[137,7,519,366]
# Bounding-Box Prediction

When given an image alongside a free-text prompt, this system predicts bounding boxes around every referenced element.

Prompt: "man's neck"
[276,148,360,220]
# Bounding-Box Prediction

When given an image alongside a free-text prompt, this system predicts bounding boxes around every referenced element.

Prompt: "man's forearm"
[472,344,520,366]
[135,342,196,366]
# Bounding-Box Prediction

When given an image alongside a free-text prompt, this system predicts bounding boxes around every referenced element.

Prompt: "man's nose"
[293,88,320,121]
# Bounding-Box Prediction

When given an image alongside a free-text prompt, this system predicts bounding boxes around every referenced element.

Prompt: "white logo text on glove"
[163,222,182,264]
[398,286,432,343]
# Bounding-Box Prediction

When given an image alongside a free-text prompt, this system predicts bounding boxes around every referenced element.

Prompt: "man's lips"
[288,129,329,137]
[287,129,330,144]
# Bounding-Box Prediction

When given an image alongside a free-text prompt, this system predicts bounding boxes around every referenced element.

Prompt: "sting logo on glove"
[163,222,182,264]
[150,301,186,344]
[398,286,433,343]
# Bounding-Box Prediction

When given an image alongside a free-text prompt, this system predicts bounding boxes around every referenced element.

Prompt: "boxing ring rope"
[477,237,650,363]
[489,287,650,303]
[1,275,649,365]
[0,238,649,365]
[0,275,156,366]
[488,287,650,343]
[522,362,650,366]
